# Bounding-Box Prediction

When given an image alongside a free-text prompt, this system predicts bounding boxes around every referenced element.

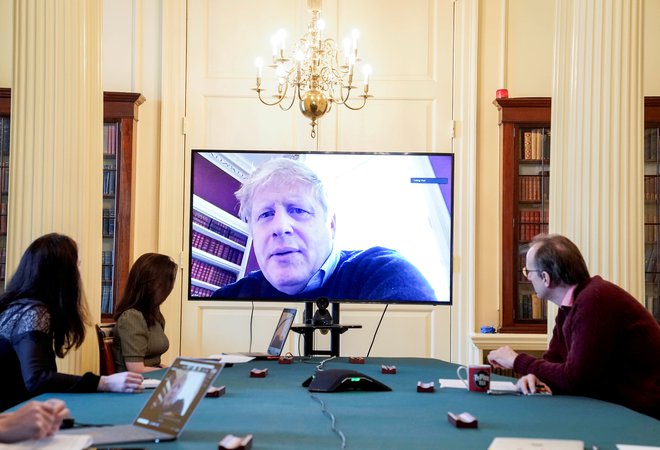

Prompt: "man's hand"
[516,374,552,395]
[487,345,518,369]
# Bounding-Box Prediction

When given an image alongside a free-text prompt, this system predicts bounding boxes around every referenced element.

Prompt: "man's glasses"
[522,267,542,278]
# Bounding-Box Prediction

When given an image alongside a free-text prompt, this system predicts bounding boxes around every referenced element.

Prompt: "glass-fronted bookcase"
[494,97,551,333]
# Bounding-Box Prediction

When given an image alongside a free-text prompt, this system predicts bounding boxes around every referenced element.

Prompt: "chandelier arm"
[256,90,288,107]
[255,79,292,107]
[341,95,368,111]
[279,87,297,111]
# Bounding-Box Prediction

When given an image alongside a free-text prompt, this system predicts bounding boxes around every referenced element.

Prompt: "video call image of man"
[211,158,436,302]
[147,369,203,419]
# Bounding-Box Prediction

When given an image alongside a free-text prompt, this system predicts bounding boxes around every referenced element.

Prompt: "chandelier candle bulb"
[352,29,360,53]
[255,57,263,79]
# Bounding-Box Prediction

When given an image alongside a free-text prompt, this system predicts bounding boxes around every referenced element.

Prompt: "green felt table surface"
[35,357,660,449]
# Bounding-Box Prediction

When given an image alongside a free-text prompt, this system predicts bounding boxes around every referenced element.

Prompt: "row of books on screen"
[103,165,116,196]
[190,285,214,298]
[190,257,237,288]
[192,209,248,246]
[517,292,547,320]
[102,208,115,237]
[519,210,549,241]
[0,117,9,156]
[644,127,659,161]
[519,173,550,202]
[191,230,244,265]
[521,129,550,160]
[103,123,118,156]
[101,281,113,314]
[102,251,114,282]
[644,175,659,201]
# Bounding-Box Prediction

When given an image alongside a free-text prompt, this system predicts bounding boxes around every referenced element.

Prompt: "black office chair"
[96,322,117,375]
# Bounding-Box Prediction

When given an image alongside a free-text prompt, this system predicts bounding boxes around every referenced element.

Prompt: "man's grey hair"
[236,157,331,222]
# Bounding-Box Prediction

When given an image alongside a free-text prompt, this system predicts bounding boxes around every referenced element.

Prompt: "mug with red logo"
[456,364,491,392]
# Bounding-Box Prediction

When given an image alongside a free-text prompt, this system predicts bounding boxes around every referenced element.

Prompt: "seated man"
[488,234,660,419]
[211,157,436,302]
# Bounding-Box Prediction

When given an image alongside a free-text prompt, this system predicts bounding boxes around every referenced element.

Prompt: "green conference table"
[39,357,659,449]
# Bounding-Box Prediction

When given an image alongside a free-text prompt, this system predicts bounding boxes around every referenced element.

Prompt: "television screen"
[189,151,454,305]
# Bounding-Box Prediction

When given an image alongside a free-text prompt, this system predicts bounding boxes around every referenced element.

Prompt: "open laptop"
[60,357,223,446]
[240,308,297,359]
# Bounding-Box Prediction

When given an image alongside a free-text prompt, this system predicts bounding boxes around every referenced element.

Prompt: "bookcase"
[102,92,145,316]
[495,96,660,332]
[494,97,551,333]
[644,97,660,322]
[0,88,143,315]
[189,195,252,298]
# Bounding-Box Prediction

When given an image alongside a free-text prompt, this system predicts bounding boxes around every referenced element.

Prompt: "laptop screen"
[134,358,222,435]
[267,308,297,356]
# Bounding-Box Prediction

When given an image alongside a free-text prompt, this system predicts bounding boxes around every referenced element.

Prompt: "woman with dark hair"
[113,253,178,373]
[0,233,144,412]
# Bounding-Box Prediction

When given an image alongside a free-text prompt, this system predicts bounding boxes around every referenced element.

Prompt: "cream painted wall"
[102,0,162,261]
[475,0,555,332]
[474,0,660,333]
[644,0,660,94]
[0,1,12,86]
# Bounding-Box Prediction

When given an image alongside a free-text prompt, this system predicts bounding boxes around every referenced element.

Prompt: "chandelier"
[253,0,372,138]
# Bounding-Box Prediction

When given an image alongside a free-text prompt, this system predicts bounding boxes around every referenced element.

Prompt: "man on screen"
[211,157,436,302]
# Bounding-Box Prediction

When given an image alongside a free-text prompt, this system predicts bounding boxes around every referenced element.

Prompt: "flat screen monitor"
[189,151,454,305]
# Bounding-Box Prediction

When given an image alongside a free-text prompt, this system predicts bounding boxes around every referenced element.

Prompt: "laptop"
[60,357,223,446]
[240,308,297,359]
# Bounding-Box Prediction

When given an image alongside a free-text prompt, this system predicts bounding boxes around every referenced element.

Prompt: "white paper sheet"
[0,434,92,450]
[206,354,255,363]
[617,446,660,450]
[140,378,161,389]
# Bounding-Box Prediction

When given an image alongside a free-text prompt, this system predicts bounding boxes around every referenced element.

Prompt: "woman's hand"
[98,371,145,393]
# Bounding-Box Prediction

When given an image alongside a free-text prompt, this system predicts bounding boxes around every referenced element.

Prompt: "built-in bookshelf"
[494,98,551,333]
[644,97,660,322]
[102,92,144,316]
[190,195,251,298]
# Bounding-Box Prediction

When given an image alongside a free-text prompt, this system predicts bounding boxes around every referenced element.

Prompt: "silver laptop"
[241,308,297,359]
[60,357,223,446]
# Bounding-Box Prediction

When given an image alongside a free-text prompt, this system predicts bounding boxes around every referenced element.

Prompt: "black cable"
[366,304,388,357]
[310,394,347,449]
